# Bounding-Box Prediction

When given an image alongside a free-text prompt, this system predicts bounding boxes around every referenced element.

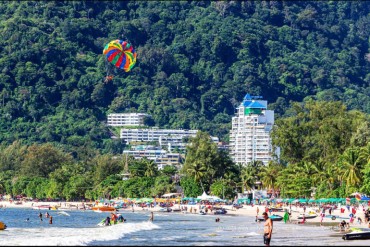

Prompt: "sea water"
[0,208,370,246]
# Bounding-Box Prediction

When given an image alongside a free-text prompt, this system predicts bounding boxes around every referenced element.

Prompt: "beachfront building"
[107,113,150,127]
[229,93,275,166]
[122,145,184,170]
[120,128,219,152]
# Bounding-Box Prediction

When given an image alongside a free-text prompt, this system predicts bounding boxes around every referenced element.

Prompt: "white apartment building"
[107,113,150,126]
[229,94,275,166]
[120,128,219,151]
[122,145,184,170]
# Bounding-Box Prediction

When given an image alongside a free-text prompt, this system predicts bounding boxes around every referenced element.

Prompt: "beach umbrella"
[339,198,346,204]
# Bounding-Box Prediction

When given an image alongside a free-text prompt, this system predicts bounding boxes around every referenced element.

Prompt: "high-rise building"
[229,93,275,165]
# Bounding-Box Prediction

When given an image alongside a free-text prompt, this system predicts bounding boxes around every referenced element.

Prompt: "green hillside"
[0,0,369,153]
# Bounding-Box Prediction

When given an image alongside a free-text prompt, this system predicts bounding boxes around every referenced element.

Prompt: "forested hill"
[0,1,369,153]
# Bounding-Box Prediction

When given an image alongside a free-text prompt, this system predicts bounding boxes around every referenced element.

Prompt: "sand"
[1,200,369,228]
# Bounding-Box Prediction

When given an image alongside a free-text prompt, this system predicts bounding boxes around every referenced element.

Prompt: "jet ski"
[297,213,317,219]
[257,214,283,222]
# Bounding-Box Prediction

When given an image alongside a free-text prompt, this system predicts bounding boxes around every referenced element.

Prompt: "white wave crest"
[0,221,160,246]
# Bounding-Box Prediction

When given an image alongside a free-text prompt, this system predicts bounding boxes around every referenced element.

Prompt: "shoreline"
[1,201,369,228]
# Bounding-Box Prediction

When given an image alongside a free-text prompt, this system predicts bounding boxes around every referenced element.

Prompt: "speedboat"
[32,205,52,210]
[92,206,116,212]
[0,221,7,230]
[342,228,370,240]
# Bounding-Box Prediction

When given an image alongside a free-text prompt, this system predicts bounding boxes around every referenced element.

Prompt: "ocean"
[0,207,369,246]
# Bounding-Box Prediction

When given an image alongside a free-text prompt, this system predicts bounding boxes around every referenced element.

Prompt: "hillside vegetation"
[0,1,369,151]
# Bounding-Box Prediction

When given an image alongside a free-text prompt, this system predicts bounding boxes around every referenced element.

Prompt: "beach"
[1,200,369,228]
[1,201,370,246]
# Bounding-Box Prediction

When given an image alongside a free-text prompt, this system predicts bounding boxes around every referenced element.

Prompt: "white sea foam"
[245,231,260,236]
[0,221,160,246]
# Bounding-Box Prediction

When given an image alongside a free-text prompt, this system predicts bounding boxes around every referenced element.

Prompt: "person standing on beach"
[283,210,289,223]
[263,212,273,246]
[320,212,325,226]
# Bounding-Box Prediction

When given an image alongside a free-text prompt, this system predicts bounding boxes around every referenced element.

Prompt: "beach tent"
[196,192,221,201]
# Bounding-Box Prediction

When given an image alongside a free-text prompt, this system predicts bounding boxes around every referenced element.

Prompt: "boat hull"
[343,231,370,240]
[0,222,7,230]
[297,215,317,219]
[92,206,116,212]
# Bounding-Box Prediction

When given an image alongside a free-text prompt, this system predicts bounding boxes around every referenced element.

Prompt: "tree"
[179,176,202,198]
[143,158,158,177]
[186,161,207,192]
[160,165,177,176]
[92,154,124,184]
[259,161,283,193]
[182,131,230,190]
[339,147,364,193]
[210,178,235,199]
[272,101,367,165]
[240,165,257,192]
[151,175,176,197]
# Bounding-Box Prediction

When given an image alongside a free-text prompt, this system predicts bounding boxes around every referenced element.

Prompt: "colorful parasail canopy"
[103,39,137,72]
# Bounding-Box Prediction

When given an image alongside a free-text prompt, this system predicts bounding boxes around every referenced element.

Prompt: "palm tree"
[259,161,282,194]
[240,165,256,192]
[310,160,327,188]
[186,161,207,192]
[359,142,370,165]
[340,147,364,191]
[143,158,158,177]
